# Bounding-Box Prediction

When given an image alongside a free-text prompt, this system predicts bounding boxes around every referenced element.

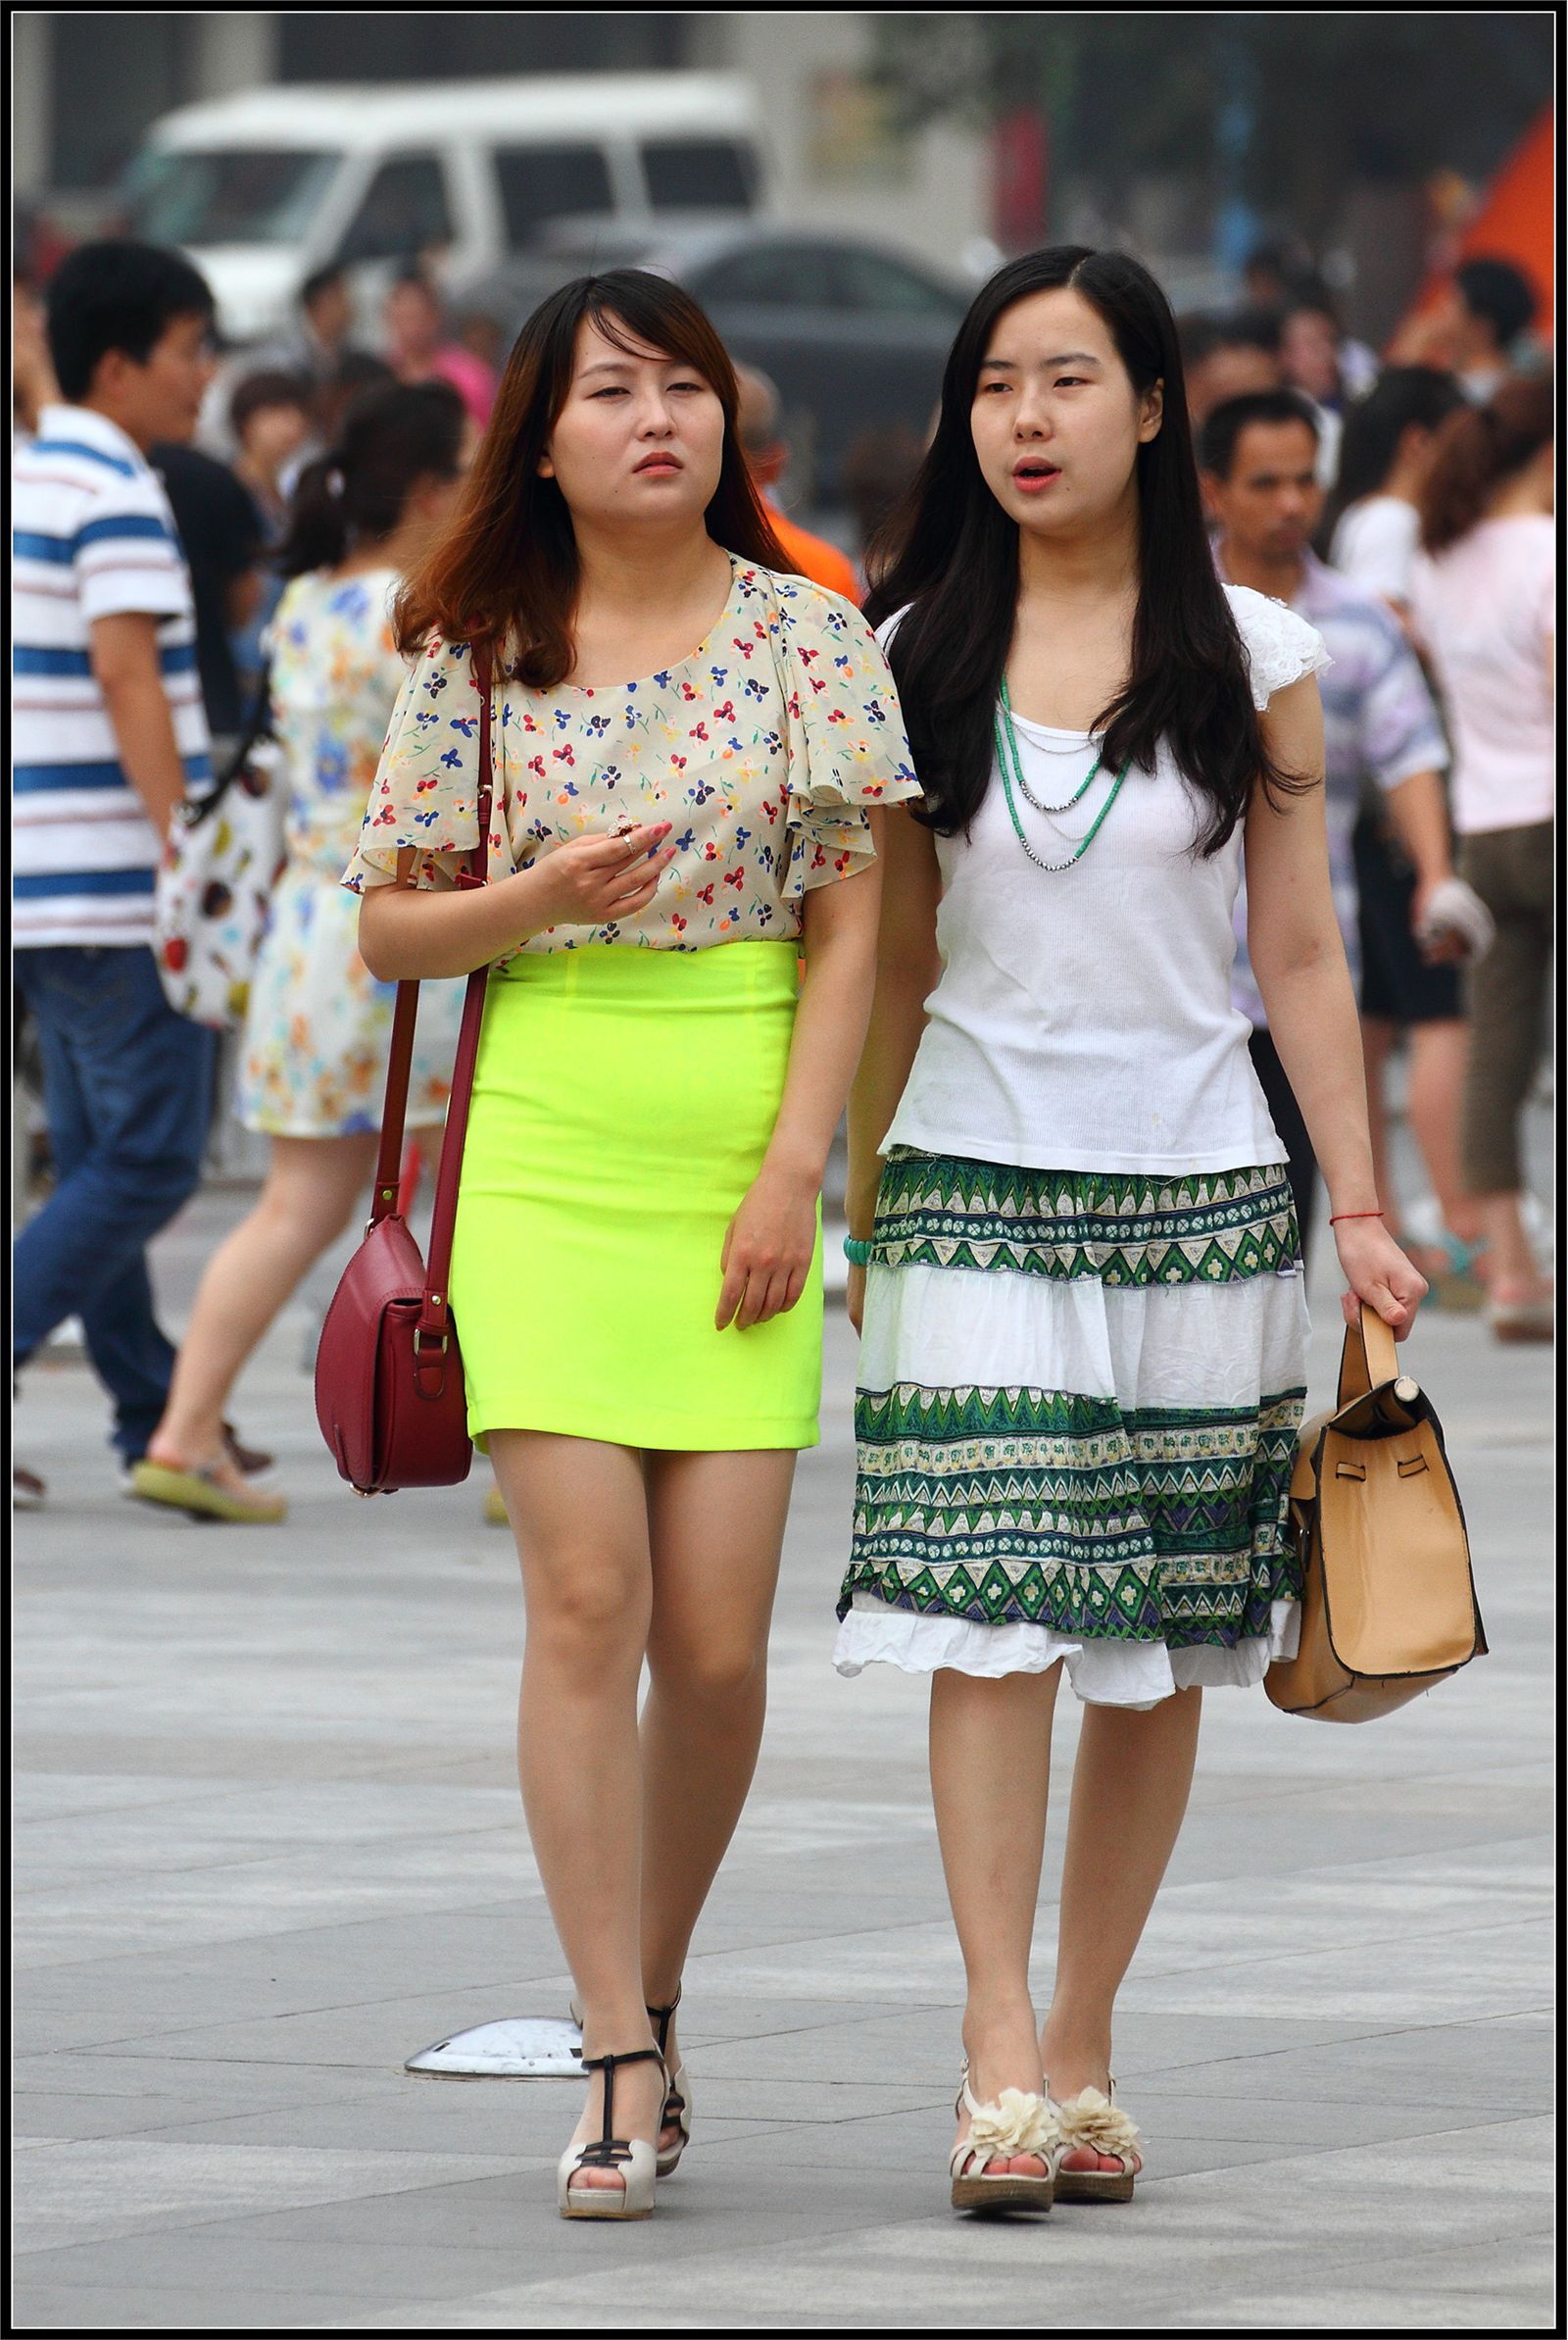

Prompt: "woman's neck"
[1015,498,1141,612]
[333,517,421,578]
[1486,465,1550,521]
[571,523,725,613]
[1374,464,1422,509]
[234,453,280,513]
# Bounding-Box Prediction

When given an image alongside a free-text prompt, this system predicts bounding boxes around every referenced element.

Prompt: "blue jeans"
[14,946,216,1464]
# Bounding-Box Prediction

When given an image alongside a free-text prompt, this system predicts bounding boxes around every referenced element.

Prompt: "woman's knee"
[647,1625,767,1711]
[255,1163,367,1252]
[524,1551,649,1670]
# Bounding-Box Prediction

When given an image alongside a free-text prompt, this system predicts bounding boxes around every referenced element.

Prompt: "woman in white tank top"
[837,247,1426,2213]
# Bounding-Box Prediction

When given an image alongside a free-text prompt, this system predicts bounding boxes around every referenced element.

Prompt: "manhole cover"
[406,2015,583,2078]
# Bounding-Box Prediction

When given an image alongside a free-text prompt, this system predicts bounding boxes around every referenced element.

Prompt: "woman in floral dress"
[354,272,917,2219]
[837,249,1426,2212]
[131,382,470,1522]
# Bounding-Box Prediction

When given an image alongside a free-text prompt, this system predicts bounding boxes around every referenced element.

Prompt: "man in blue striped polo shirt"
[14,242,227,1492]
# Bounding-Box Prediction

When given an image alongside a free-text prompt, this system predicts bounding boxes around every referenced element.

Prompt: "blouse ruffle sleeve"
[760,573,922,900]
[342,633,516,894]
[1223,583,1334,711]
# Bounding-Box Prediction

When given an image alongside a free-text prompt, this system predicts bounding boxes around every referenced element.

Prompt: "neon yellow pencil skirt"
[448,939,822,1451]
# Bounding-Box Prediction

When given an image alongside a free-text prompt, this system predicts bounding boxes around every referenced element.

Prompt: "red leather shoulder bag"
[314,645,496,1493]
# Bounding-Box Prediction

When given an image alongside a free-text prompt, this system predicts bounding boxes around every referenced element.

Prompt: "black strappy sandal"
[568,1986,693,2176]
[647,1986,693,2176]
[557,2046,666,2220]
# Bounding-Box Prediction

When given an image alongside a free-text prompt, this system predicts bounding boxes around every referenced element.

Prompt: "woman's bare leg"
[1039,1685,1203,2170]
[1405,1021,1485,1251]
[1474,1191,1551,1304]
[489,1429,665,2193]
[637,1447,796,2111]
[930,1665,1060,2178]
[1360,1017,1397,1234]
[147,1130,379,1487]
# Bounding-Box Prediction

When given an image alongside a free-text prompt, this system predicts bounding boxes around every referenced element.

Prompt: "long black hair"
[864,246,1308,855]
[1319,366,1466,551]
[278,378,467,578]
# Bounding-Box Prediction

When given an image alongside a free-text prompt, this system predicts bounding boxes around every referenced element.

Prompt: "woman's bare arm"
[846,807,943,1238]
[715,821,886,1331]
[357,823,676,980]
[1246,674,1426,1333]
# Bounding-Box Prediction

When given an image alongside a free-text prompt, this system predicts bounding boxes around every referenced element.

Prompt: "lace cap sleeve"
[754,572,921,900]
[1224,584,1333,710]
[342,634,514,894]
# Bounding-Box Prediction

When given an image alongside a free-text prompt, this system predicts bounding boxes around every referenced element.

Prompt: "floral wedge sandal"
[949,2066,1058,2215]
[1045,2078,1143,2203]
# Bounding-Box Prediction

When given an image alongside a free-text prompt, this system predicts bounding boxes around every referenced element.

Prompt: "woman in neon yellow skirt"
[351,271,918,2220]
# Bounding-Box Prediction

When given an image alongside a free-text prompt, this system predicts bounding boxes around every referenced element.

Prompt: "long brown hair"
[1418,373,1552,555]
[394,270,792,679]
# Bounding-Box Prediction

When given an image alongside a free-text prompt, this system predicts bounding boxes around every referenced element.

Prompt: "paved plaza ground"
[13,1145,1555,2329]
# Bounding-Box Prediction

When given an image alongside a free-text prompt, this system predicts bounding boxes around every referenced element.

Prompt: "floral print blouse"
[343,557,920,957]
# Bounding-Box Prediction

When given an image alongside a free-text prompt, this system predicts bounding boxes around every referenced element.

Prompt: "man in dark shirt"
[150,440,266,742]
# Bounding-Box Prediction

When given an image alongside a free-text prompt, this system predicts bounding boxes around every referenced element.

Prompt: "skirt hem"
[473,1407,819,1454]
[832,1593,1300,1710]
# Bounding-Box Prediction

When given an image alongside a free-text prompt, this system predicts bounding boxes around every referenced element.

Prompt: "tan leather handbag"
[1265,1304,1486,1720]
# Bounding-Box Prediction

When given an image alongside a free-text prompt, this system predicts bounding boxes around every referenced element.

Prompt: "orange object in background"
[765,502,863,606]
[1393,105,1554,352]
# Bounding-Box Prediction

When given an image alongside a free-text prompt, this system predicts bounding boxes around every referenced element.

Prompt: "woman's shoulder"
[736,560,868,634]
[1484,511,1555,571]
[1222,583,1331,711]
[1334,494,1418,552]
[273,564,403,635]
[269,569,319,630]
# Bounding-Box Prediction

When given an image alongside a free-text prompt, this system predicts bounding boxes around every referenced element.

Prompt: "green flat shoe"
[128,1460,287,1523]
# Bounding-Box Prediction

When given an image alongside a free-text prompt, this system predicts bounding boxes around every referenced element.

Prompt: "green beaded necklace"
[995,676,1130,871]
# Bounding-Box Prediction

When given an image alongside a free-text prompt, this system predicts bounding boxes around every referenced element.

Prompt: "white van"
[119,74,768,344]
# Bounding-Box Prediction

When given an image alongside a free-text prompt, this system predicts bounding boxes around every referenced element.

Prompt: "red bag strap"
[369,986,418,1224]
[368,645,496,1358]
[417,646,495,1350]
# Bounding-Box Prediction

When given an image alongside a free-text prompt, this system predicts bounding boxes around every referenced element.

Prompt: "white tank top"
[882,585,1331,1175]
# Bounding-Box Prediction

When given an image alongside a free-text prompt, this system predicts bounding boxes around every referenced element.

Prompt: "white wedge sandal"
[568,1989,693,2177]
[646,1988,694,2177]
[557,2046,665,2221]
[1045,2077,1143,2203]
[949,2066,1058,2215]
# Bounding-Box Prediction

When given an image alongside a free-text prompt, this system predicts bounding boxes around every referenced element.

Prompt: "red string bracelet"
[1329,1210,1385,1223]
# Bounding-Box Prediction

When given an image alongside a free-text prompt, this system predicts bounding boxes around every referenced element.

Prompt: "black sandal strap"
[577,2046,665,2157]
[645,1983,682,2059]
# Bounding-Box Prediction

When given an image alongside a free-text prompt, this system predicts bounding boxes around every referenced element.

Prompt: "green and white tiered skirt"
[832,1151,1310,1710]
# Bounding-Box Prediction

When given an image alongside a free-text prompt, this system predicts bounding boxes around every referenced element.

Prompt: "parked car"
[455,219,971,504]
[117,75,768,345]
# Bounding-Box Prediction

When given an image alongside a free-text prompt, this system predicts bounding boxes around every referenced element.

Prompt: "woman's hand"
[522,821,676,932]
[1334,1216,1428,1339]
[846,1261,866,1336]
[716,1165,818,1331]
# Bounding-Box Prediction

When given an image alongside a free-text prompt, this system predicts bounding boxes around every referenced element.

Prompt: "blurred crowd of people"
[11,228,1555,1510]
[1178,242,1552,1337]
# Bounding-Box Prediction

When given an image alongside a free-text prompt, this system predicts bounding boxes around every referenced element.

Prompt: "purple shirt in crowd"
[1226,550,1448,1028]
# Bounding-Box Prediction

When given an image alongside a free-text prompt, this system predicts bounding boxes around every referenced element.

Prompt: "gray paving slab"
[12,1150,1556,2331]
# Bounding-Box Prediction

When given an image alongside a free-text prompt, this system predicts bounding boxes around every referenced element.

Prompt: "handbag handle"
[186,661,275,823]
[1336,1300,1401,1408]
[368,647,496,1364]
